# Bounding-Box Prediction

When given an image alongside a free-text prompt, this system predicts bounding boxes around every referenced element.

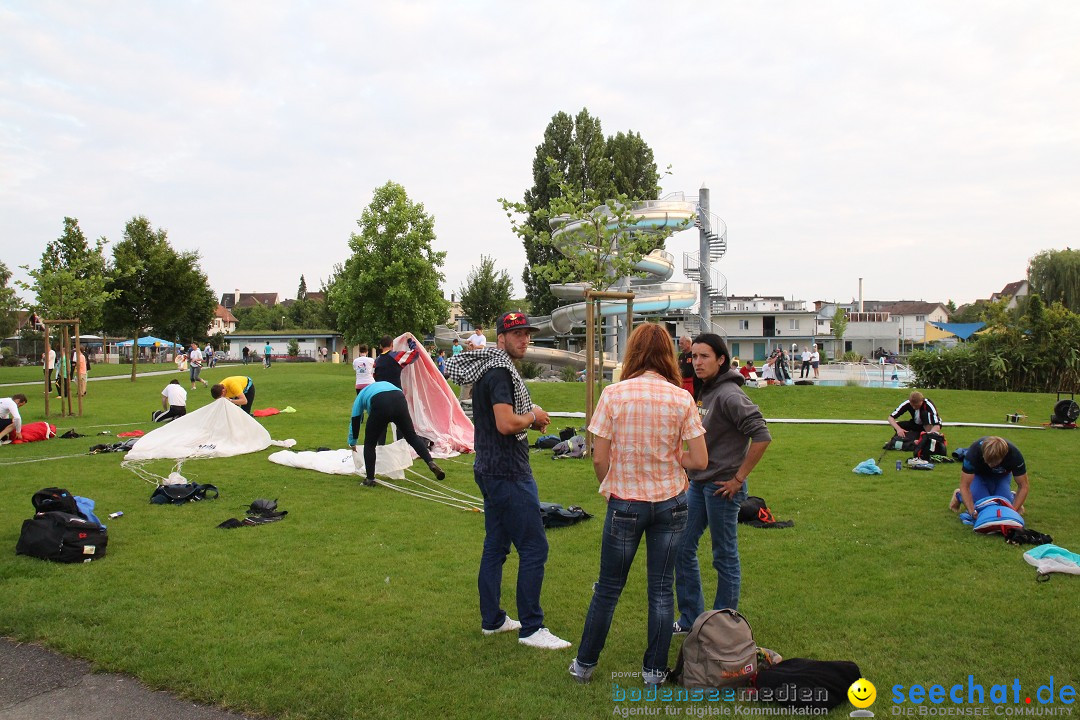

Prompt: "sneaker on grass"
[481,616,521,636]
[672,621,690,635]
[519,628,571,650]
[568,658,595,683]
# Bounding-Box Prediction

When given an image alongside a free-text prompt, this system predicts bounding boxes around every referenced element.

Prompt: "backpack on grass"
[32,487,80,515]
[16,511,108,563]
[538,502,592,528]
[670,609,757,689]
[914,431,947,461]
[150,483,219,505]
[883,434,918,452]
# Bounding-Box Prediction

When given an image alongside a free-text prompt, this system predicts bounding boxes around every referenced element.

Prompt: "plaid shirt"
[588,371,705,502]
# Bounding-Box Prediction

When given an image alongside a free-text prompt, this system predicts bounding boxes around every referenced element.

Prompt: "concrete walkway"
[0,364,243,389]
[0,638,258,720]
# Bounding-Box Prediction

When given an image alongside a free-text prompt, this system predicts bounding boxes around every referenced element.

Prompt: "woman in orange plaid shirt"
[569,323,708,686]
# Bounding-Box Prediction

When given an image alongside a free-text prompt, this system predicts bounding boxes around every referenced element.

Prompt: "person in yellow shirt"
[210,376,255,414]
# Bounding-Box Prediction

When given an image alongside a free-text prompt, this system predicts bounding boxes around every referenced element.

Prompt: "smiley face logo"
[848,678,877,709]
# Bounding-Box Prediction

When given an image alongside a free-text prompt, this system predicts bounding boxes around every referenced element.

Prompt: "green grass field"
[1,364,1078,719]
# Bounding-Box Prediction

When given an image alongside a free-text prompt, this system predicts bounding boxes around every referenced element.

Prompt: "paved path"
[0,638,258,720]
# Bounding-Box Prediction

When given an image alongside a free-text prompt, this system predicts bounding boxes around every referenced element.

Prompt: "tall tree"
[831,308,848,356]
[19,217,113,331]
[102,216,215,380]
[328,182,449,345]
[0,260,21,338]
[1028,248,1080,312]
[515,108,660,316]
[459,255,514,328]
[297,274,308,301]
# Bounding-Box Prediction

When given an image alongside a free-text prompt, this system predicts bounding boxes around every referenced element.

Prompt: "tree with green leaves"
[1028,248,1080,312]
[233,303,278,331]
[459,255,514,328]
[19,217,113,331]
[0,260,21,339]
[327,181,449,345]
[102,216,216,380]
[516,109,661,316]
[503,162,681,298]
[831,307,848,356]
[297,275,308,301]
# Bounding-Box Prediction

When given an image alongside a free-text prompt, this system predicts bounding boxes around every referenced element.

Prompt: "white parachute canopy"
[268,441,414,479]
[126,398,294,461]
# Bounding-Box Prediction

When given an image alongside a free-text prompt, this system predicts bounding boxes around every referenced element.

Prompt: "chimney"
[234,289,240,307]
[858,278,864,313]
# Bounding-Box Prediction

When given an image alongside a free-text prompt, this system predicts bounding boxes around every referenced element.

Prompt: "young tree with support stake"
[501,163,685,439]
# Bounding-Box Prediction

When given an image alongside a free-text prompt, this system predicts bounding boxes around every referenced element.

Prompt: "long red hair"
[620,323,681,386]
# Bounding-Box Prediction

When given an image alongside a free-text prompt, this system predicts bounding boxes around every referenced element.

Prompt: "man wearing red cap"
[444,312,572,651]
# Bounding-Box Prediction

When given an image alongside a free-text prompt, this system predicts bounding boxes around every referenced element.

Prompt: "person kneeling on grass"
[347,380,444,488]
[949,436,1029,517]
[153,380,187,422]
[0,394,28,444]
[211,376,255,414]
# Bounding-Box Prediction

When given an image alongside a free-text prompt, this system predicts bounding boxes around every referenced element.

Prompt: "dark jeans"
[577,493,688,674]
[474,471,548,637]
[363,391,433,481]
[152,406,187,422]
[675,480,747,629]
[240,380,255,414]
[800,361,811,378]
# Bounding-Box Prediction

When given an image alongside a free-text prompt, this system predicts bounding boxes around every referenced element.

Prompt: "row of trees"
[10,216,217,380]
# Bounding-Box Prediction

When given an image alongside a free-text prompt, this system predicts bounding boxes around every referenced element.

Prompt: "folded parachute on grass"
[125,398,295,461]
[269,440,415,479]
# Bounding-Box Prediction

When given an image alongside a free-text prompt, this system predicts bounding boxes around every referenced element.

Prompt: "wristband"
[529,411,537,425]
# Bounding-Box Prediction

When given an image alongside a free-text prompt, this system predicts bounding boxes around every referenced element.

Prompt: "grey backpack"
[670,609,757,689]
[551,435,586,459]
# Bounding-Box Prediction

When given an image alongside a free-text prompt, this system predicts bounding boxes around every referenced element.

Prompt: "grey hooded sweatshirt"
[687,369,771,485]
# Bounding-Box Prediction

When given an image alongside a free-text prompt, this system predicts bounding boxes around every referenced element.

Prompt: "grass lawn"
[1,364,1078,719]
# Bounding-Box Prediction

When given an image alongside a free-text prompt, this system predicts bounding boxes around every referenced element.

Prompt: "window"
[739,320,750,330]
[788,319,800,330]
[915,315,925,322]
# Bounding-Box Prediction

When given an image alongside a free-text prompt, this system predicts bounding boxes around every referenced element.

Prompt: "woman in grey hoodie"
[673,334,772,633]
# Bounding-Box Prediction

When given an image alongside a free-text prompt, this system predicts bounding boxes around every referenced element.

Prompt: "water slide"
[436,198,701,368]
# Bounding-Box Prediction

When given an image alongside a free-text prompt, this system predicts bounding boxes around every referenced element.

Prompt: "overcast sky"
[3,1,1079,312]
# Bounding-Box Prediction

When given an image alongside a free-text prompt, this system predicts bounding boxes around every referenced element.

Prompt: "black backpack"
[150,483,220,505]
[32,487,80,515]
[914,431,947,461]
[883,434,918,452]
[538,502,592,528]
[753,658,862,710]
[16,511,108,563]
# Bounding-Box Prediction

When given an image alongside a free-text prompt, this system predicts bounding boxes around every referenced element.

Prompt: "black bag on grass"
[883,434,918,452]
[753,658,861,710]
[914,431,947,461]
[539,502,592,528]
[32,487,80,515]
[16,511,108,563]
[150,483,219,505]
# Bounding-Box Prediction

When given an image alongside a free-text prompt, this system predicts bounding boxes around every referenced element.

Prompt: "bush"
[287,339,299,357]
[517,360,543,379]
[841,351,864,363]
[559,365,579,382]
[0,347,18,367]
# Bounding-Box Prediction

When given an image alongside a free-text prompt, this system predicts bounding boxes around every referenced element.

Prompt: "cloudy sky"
[3,1,1078,312]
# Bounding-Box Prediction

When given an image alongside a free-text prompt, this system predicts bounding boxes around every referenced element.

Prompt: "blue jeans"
[474,471,549,637]
[577,494,688,674]
[956,474,1014,505]
[675,480,747,629]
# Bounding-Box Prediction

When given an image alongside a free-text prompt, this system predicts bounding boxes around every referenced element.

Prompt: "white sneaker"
[519,627,572,650]
[482,616,521,636]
